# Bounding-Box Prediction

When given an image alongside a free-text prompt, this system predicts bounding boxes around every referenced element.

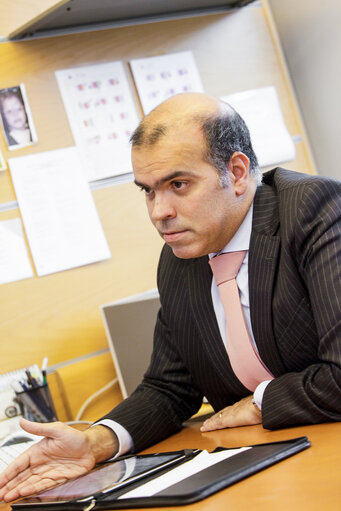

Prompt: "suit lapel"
[186,257,235,374]
[249,182,286,375]
[186,255,248,392]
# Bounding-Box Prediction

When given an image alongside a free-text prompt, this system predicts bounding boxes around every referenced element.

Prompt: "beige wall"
[267,0,341,180]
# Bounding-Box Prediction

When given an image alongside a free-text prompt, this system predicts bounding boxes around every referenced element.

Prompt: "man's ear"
[227,151,250,196]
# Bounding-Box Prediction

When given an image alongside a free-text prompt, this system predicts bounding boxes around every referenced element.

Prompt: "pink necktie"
[209,251,274,391]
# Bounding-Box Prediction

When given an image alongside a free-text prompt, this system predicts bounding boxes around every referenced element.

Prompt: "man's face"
[133,125,247,259]
[2,96,27,131]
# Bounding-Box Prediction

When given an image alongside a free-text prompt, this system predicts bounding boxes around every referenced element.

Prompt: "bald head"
[131,93,228,147]
[131,92,261,185]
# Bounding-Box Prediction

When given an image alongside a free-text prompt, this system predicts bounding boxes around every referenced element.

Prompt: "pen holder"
[15,384,58,423]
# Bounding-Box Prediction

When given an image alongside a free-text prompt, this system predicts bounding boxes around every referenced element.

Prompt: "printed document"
[9,147,111,276]
[56,61,139,182]
[221,86,296,167]
[130,51,204,114]
[0,218,33,285]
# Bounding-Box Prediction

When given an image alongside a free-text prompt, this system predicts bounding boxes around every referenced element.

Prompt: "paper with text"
[119,448,251,498]
[221,86,296,167]
[56,61,139,182]
[9,147,111,276]
[130,51,204,114]
[0,218,33,285]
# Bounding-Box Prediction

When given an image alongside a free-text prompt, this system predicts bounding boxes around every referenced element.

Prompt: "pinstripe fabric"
[101,168,341,451]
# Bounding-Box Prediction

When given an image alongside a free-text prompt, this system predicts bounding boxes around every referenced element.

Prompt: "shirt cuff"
[93,419,134,459]
[253,380,272,410]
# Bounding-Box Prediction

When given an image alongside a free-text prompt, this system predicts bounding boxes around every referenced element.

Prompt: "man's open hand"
[200,395,262,432]
[0,418,118,502]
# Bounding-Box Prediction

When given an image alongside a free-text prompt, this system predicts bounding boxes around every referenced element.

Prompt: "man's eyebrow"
[134,170,194,189]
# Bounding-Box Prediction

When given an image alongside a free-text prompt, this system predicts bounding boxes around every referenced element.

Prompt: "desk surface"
[1,421,340,511]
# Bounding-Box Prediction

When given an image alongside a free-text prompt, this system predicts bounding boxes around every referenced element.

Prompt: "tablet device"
[13,450,195,507]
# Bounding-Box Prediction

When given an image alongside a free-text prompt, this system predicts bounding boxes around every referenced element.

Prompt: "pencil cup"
[15,384,58,423]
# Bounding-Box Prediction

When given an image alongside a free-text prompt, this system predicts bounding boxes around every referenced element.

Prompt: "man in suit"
[0,92,340,501]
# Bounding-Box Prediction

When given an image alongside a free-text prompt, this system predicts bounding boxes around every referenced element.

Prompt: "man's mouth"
[162,230,187,242]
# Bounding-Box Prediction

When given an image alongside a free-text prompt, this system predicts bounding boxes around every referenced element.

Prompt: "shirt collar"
[209,203,253,259]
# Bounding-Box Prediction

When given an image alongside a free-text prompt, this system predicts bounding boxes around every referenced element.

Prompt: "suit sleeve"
[262,178,341,428]
[98,247,203,452]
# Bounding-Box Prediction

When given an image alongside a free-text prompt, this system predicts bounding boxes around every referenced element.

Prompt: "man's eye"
[139,186,151,195]
[172,181,186,190]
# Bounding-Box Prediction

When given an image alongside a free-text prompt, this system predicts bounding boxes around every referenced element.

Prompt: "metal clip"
[83,499,96,511]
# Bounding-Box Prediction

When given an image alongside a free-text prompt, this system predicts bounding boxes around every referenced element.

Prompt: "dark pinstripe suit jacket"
[102,168,341,452]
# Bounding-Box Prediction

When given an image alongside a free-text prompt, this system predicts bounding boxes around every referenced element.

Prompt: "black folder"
[12,436,310,511]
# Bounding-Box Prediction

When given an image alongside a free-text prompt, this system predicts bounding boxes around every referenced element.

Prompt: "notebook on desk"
[100,289,160,398]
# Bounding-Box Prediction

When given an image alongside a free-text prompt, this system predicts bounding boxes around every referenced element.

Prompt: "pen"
[25,368,38,388]
[19,379,30,391]
[41,357,48,385]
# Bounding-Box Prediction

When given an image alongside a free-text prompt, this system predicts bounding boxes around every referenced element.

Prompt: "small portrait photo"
[0,84,38,150]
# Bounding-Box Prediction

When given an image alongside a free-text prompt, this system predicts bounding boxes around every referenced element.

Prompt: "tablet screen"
[16,452,184,505]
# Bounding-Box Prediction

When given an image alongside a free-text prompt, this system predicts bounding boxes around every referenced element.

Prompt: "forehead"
[132,122,205,166]
[132,126,218,189]
[2,96,22,109]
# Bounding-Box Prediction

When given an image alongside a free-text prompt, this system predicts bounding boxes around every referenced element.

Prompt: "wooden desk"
[1,421,340,511]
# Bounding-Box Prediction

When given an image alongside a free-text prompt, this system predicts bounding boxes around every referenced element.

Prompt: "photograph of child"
[0,85,38,150]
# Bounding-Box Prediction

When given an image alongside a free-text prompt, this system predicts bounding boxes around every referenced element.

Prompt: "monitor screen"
[101,289,160,398]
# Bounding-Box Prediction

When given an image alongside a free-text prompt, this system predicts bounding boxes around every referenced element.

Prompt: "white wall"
[268,0,341,179]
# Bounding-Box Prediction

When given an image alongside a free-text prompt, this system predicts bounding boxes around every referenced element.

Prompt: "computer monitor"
[100,289,160,398]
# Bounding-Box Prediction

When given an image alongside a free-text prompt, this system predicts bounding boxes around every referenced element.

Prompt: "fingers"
[200,396,262,432]
[0,450,31,488]
[0,452,38,502]
[0,456,71,502]
[2,472,67,502]
[200,409,230,432]
[19,418,66,439]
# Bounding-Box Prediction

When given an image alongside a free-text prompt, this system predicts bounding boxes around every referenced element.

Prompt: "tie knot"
[209,250,246,286]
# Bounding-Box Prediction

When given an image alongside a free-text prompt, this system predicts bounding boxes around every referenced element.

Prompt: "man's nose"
[150,194,176,222]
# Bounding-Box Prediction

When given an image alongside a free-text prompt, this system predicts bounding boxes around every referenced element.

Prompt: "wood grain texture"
[0,422,339,511]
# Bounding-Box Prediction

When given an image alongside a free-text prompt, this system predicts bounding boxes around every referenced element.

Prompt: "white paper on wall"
[0,218,33,285]
[221,86,296,167]
[9,147,111,277]
[56,61,139,182]
[130,51,204,114]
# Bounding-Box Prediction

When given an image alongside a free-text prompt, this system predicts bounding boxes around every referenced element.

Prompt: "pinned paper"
[9,147,111,277]
[0,218,33,285]
[56,62,139,182]
[221,86,296,167]
[130,51,204,114]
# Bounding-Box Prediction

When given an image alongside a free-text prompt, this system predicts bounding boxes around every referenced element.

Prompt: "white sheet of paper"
[56,61,139,182]
[119,448,251,499]
[9,147,111,276]
[130,51,204,114]
[0,147,7,171]
[221,86,296,167]
[0,218,33,285]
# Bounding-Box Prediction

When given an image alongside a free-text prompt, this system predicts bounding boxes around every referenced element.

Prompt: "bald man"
[1,93,340,501]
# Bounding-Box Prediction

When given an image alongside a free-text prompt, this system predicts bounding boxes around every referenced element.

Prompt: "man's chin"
[169,243,205,260]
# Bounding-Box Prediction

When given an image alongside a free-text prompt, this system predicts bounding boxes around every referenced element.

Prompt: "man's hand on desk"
[200,395,262,432]
[0,418,118,502]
